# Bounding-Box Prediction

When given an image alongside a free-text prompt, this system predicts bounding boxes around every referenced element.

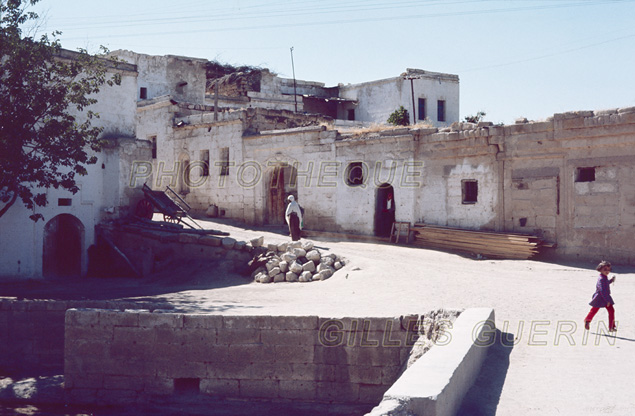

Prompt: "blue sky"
[32,0,635,125]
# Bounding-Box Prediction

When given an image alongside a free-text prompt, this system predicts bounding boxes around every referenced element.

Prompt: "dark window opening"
[174,378,200,395]
[201,150,210,177]
[58,198,72,206]
[418,98,426,121]
[345,162,364,186]
[437,100,446,122]
[151,136,157,159]
[462,180,478,204]
[575,167,596,182]
[176,81,188,95]
[347,109,355,121]
[220,147,230,176]
[140,87,147,100]
[519,217,528,227]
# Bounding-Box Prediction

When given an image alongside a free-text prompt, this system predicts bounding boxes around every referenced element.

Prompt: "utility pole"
[214,81,219,121]
[406,76,417,125]
[290,47,298,113]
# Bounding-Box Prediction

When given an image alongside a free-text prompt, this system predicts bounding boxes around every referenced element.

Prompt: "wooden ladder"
[390,221,411,244]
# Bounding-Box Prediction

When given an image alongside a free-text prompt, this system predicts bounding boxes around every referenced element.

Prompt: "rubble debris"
[249,241,345,283]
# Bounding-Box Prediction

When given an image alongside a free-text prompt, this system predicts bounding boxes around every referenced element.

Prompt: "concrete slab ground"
[2,216,635,415]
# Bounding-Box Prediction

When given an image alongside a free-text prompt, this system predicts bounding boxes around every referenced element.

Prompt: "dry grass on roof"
[331,122,434,137]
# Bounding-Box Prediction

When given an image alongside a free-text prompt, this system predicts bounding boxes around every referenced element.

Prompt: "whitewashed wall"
[243,127,338,230]
[335,135,420,234]
[0,67,142,279]
[339,71,460,128]
[112,51,206,103]
[419,159,498,230]
[172,121,246,218]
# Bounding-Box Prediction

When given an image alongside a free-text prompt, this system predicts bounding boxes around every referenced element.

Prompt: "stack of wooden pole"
[411,223,543,260]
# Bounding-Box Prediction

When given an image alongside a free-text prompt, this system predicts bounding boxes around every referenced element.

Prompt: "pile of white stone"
[251,239,344,283]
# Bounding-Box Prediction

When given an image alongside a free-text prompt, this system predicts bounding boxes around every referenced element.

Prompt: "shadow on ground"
[0,375,370,416]
[0,258,253,304]
[457,330,514,416]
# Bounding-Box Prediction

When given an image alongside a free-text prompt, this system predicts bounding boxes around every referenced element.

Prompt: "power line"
[459,31,635,72]
[47,0,478,30]
[59,0,635,41]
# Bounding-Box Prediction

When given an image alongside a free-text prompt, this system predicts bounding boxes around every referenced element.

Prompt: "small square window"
[58,198,72,206]
[575,167,595,182]
[462,180,478,204]
[345,162,364,186]
[176,81,187,95]
[140,87,147,100]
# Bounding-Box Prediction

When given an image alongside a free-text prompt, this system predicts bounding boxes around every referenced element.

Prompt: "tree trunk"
[0,189,18,219]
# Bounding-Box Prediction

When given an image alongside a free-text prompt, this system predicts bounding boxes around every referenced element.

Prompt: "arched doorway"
[266,163,298,225]
[374,184,395,237]
[43,214,84,278]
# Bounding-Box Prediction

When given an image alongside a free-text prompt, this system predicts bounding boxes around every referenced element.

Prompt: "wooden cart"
[135,184,202,229]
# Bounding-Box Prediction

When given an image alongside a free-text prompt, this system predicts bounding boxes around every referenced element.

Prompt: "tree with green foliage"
[0,0,121,221]
[387,106,410,126]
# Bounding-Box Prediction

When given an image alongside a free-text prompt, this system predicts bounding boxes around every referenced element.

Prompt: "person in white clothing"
[285,195,303,241]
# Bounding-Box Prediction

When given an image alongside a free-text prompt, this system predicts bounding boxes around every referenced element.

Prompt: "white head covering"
[285,194,302,228]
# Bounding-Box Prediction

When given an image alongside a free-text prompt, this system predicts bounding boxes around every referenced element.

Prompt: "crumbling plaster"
[161,106,635,264]
[113,50,207,103]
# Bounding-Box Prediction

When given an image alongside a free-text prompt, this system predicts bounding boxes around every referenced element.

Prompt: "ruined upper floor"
[110,50,460,127]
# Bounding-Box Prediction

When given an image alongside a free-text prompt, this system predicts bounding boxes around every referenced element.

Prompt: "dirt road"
[2,217,634,415]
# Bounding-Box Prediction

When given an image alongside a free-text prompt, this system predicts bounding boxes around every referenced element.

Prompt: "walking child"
[584,260,617,331]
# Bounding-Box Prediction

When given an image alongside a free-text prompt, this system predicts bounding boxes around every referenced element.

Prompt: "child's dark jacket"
[589,274,615,307]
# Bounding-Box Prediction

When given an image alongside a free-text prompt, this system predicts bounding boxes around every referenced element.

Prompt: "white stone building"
[120,50,635,265]
[112,51,460,126]
[0,54,151,279]
[12,47,635,277]
[337,69,460,127]
[1,49,460,279]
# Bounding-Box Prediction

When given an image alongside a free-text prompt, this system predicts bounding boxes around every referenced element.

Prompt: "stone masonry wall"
[154,99,635,263]
[64,310,431,406]
[98,222,253,277]
[0,299,172,375]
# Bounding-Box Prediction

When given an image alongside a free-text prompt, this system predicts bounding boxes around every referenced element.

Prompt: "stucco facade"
[0,57,151,279]
[151,105,635,264]
[6,47,635,281]
[338,69,460,128]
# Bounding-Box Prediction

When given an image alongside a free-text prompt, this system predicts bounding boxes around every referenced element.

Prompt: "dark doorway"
[43,214,84,278]
[374,184,395,237]
[267,164,298,225]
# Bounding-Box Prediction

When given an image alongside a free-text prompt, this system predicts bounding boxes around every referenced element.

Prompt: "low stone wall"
[368,308,495,416]
[97,222,253,277]
[0,299,172,375]
[64,310,448,406]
